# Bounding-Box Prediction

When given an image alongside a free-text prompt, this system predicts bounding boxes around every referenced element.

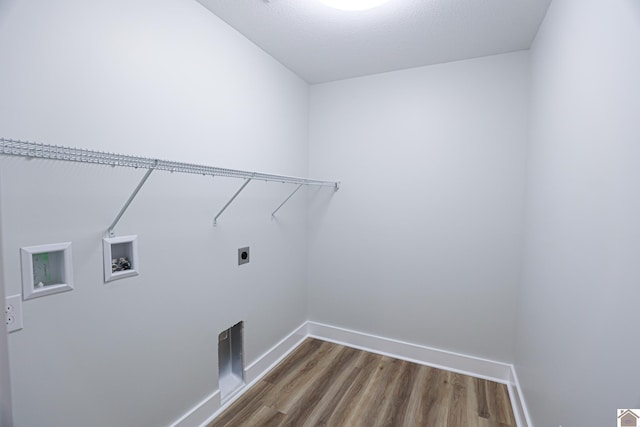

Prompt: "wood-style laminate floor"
[209,338,516,427]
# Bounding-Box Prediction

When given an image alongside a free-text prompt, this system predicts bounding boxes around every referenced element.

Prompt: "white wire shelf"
[0,137,340,234]
[0,138,338,187]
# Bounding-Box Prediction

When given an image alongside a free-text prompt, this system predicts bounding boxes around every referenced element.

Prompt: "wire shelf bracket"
[271,184,303,218]
[107,162,157,237]
[213,178,252,227]
[0,137,340,229]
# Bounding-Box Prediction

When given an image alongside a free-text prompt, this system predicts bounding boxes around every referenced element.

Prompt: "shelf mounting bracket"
[214,178,252,226]
[107,161,157,237]
[271,184,303,218]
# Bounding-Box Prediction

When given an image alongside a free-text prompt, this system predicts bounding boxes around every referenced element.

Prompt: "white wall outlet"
[5,294,23,333]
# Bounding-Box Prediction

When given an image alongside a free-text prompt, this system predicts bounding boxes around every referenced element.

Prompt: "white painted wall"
[0,0,313,425]
[0,177,12,427]
[9,1,638,426]
[516,0,640,425]
[308,52,529,362]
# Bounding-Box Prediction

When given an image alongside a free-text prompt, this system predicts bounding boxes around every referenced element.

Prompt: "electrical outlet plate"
[238,247,250,266]
[5,294,23,333]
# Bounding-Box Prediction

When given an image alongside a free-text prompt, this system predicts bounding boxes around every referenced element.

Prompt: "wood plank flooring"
[209,338,516,427]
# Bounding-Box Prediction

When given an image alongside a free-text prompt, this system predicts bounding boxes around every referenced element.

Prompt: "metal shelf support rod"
[272,184,303,218]
[213,178,252,226]
[108,162,157,237]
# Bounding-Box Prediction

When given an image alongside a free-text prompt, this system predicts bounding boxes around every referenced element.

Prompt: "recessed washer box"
[21,242,74,300]
[103,235,139,283]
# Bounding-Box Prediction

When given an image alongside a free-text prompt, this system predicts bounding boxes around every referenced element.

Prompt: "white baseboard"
[170,390,221,427]
[244,323,308,385]
[170,322,308,427]
[508,365,534,427]
[171,320,531,427]
[307,321,512,383]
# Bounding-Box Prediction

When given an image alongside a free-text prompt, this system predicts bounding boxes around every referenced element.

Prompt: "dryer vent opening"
[218,321,245,401]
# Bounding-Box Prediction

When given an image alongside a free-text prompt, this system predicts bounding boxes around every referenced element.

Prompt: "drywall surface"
[516,0,640,425]
[0,7,13,426]
[0,179,12,427]
[308,52,528,362]
[0,0,312,425]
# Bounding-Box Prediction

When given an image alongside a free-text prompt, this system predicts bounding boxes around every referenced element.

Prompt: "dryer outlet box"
[238,247,250,266]
[219,321,245,401]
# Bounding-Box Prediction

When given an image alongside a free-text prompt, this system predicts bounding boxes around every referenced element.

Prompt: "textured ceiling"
[196,0,552,83]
